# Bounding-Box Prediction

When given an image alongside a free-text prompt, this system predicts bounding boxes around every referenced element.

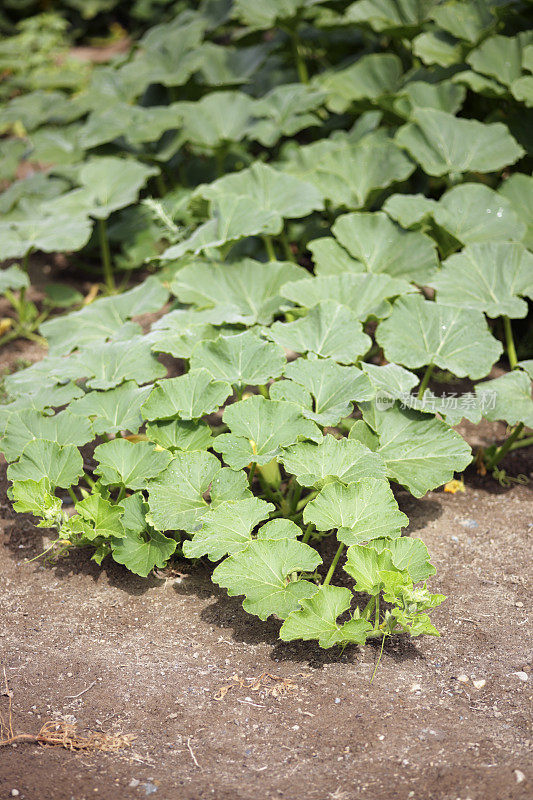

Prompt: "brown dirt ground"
[0,327,532,800]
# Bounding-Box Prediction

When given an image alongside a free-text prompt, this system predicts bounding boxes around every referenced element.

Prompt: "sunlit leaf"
[212,537,321,620]
[430,242,533,318]
[377,294,503,378]
[280,585,372,648]
[304,478,408,543]
[213,395,321,470]
[279,435,386,489]
[395,109,524,176]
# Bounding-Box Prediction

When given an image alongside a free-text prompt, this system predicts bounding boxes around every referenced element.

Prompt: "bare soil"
[0,330,532,800]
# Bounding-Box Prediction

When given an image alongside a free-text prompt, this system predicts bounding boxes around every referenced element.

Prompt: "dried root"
[214,671,299,701]
[0,668,134,752]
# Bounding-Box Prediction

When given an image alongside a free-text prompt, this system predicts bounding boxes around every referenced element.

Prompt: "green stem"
[503,315,517,369]
[486,423,525,470]
[290,482,302,514]
[323,543,345,586]
[374,594,380,631]
[417,363,434,399]
[280,230,296,263]
[116,486,126,503]
[301,523,313,545]
[83,472,96,489]
[97,218,115,293]
[509,435,533,452]
[370,634,387,684]
[258,384,269,399]
[67,487,78,505]
[248,461,256,488]
[262,235,277,262]
[155,172,167,197]
[296,490,318,511]
[290,28,309,84]
[21,248,31,274]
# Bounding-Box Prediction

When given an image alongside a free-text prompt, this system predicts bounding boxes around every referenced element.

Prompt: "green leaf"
[190,330,286,387]
[283,129,414,209]
[343,544,395,594]
[69,382,152,436]
[213,395,321,470]
[331,211,438,283]
[430,242,533,319]
[141,370,232,421]
[162,163,323,259]
[209,468,252,507]
[430,0,496,44]
[356,402,473,497]
[395,109,524,176]
[176,91,256,148]
[11,477,62,522]
[376,294,503,378]
[498,174,533,249]
[382,193,438,228]
[308,238,363,277]
[280,435,386,489]
[147,450,222,532]
[70,495,125,541]
[212,538,321,620]
[343,0,438,33]
[0,265,29,293]
[120,492,148,535]
[77,338,167,391]
[1,409,93,463]
[467,33,532,88]
[145,420,213,452]
[256,519,302,540]
[518,361,533,381]
[183,496,274,560]
[316,54,403,113]
[511,75,533,107]
[393,80,465,117]
[170,258,307,326]
[475,371,533,428]
[431,183,526,246]
[94,439,172,490]
[362,362,419,398]
[280,585,372,648]
[267,301,372,364]
[73,156,159,220]
[250,84,325,147]
[0,212,92,261]
[412,31,465,67]
[7,440,84,489]
[368,536,435,582]
[111,529,177,577]
[283,358,373,426]
[304,479,408,543]
[281,273,414,321]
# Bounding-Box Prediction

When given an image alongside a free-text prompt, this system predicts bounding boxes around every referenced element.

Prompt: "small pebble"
[472,679,486,689]
[378,734,385,740]
[514,769,525,784]
[143,782,158,795]
[515,602,524,608]
[459,518,478,529]
[457,674,469,683]
[512,671,528,682]
[451,536,459,542]
[11,791,20,797]
[129,779,140,788]
[335,697,341,704]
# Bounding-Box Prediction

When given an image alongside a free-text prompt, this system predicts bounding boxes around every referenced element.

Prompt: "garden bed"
[1,407,531,800]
